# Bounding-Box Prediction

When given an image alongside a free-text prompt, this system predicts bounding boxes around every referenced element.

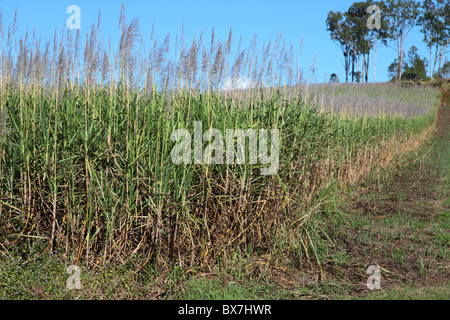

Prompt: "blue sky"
[0,0,438,83]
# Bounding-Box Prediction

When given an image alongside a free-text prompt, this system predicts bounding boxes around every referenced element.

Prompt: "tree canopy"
[326,0,448,82]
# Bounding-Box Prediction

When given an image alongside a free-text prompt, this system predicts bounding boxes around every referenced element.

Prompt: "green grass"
[173,277,286,300]
[331,103,450,300]
[360,284,450,300]
[0,253,157,299]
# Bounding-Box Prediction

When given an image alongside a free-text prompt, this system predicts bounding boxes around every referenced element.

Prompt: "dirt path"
[317,89,450,298]
[436,90,450,137]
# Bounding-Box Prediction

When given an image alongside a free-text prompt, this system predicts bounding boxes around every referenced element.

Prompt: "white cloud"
[224,77,254,90]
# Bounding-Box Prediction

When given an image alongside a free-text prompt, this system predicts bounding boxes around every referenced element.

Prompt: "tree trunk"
[438,41,450,76]
[432,45,439,77]
[365,53,369,83]
[374,37,377,83]
[397,38,403,81]
[344,51,349,83]
[429,47,433,78]
[351,54,355,82]
[351,51,358,83]
[362,54,365,83]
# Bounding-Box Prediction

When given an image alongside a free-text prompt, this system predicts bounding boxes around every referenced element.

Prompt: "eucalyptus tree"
[402,45,429,81]
[383,0,421,81]
[346,1,391,83]
[438,60,450,78]
[326,11,353,82]
[417,0,450,78]
[326,1,390,83]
